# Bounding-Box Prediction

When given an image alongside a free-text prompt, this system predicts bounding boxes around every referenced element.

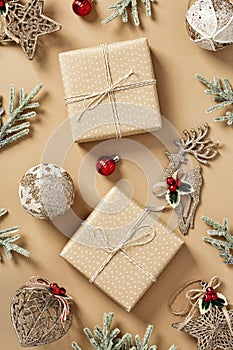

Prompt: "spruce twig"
[196,74,233,126]
[102,0,156,26]
[0,208,29,261]
[201,216,233,264]
[71,312,177,350]
[214,111,233,126]
[0,83,42,149]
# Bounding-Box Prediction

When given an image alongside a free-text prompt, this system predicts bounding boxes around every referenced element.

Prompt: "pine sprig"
[196,74,233,111]
[71,312,176,350]
[102,0,156,26]
[0,208,29,261]
[201,216,233,264]
[214,111,233,126]
[0,83,42,149]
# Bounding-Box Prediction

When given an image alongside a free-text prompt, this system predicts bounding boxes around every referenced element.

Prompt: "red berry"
[50,283,58,290]
[176,179,181,187]
[53,287,61,295]
[0,1,5,8]
[203,294,212,302]
[169,184,177,192]
[206,287,215,295]
[59,287,66,295]
[72,0,92,16]
[167,177,175,185]
[211,293,218,301]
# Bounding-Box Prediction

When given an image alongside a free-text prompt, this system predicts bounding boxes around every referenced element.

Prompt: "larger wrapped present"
[60,186,183,311]
[59,38,162,143]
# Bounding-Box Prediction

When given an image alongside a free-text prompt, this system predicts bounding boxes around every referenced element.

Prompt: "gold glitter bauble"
[19,163,75,220]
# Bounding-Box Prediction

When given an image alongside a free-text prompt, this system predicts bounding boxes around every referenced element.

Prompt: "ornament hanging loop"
[168,279,202,316]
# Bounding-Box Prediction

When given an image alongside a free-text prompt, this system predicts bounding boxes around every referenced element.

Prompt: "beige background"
[0,0,233,349]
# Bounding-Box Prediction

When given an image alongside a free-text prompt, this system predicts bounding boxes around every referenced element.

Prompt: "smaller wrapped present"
[61,186,183,311]
[59,38,161,143]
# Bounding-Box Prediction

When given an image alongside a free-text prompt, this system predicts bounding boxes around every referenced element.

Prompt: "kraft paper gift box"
[59,38,162,143]
[60,186,184,311]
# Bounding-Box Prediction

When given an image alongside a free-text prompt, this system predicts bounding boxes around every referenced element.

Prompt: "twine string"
[89,208,157,283]
[64,43,157,138]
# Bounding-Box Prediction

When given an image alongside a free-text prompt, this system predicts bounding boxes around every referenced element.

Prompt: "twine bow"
[89,208,157,283]
[64,43,157,139]
[25,277,70,322]
[168,276,233,334]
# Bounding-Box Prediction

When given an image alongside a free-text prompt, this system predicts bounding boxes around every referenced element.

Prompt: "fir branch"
[201,216,233,264]
[102,0,156,26]
[0,83,42,149]
[214,111,233,126]
[0,208,29,261]
[71,313,177,350]
[196,74,233,116]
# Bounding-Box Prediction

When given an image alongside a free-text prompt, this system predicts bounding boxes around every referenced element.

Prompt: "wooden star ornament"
[172,307,233,350]
[0,0,61,59]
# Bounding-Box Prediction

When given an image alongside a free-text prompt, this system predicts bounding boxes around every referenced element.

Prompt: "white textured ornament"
[19,163,75,220]
[186,0,233,51]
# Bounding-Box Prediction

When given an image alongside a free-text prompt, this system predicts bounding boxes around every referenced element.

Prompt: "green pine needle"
[196,74,233,126]
[0,208,29,262]
[102,0,156,26]
[71,312,176,350]
[201,216,233,264]
[0,83,42,149]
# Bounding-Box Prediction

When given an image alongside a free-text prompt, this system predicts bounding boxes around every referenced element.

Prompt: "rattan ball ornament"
[11,277,72,347]
[19,163,75,220]
[186,0,233,51]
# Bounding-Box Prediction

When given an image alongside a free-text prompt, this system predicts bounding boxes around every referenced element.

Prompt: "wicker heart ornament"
[10,277,72,347]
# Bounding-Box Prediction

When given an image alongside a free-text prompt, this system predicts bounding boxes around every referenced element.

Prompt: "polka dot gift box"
[59,38,161,143]
[60,186,183,311]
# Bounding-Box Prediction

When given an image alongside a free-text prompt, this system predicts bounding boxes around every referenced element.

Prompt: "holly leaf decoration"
[165,190,181,209]
[212,293,228,307]
[199,298,211,315]
[179,181,194,195]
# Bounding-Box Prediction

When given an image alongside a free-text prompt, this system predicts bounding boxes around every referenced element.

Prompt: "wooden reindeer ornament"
[153,123,218,235]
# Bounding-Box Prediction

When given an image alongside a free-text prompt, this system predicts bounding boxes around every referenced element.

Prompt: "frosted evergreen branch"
[201,216,233,264]
[214,111,233,126]
[0,83,42,149]
[0,208,29,261]
[196,74,233,114]
[71,312,177,350]
[102,0,156,25]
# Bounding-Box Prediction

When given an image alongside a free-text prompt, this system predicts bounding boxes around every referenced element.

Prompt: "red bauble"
[96,154,119,176]
[169,184,177,192]
[72,0,92,16]
[203,294,212,302]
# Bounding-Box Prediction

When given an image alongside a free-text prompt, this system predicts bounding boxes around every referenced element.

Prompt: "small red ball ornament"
[72,0,92,16]
[96,154,120,176]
